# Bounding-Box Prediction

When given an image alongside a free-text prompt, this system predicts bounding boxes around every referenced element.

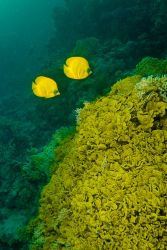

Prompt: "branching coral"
[29,75,167,250]
[135,75,167,102]
[135,57,167,76]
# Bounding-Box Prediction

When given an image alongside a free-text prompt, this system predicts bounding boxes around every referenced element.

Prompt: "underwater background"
[0,0,167,249]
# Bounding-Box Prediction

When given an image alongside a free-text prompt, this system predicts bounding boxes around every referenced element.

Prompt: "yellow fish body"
[32,76,60,98]
[63,56,92,80]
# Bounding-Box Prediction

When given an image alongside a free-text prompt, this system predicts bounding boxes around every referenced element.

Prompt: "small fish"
[32,76,60,98]
[64,56,92,80]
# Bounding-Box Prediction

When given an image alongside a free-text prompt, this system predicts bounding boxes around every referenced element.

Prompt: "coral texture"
[30,75,167,250]
[135,57,167,76]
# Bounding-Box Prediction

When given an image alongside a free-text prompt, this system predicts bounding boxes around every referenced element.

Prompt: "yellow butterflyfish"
[63,56,92,80]
[32,76,60,98]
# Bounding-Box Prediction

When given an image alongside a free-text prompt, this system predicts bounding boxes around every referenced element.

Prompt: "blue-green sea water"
[0,1,166,249]
[0,0,64,96]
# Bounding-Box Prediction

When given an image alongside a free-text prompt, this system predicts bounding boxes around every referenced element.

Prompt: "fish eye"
[54,90,60,95]
[87,68,91,74]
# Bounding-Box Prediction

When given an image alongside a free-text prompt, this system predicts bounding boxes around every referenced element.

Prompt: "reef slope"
[30,75,167,250]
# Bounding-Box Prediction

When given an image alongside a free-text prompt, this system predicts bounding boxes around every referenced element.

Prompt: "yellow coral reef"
[30,75,167,250]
